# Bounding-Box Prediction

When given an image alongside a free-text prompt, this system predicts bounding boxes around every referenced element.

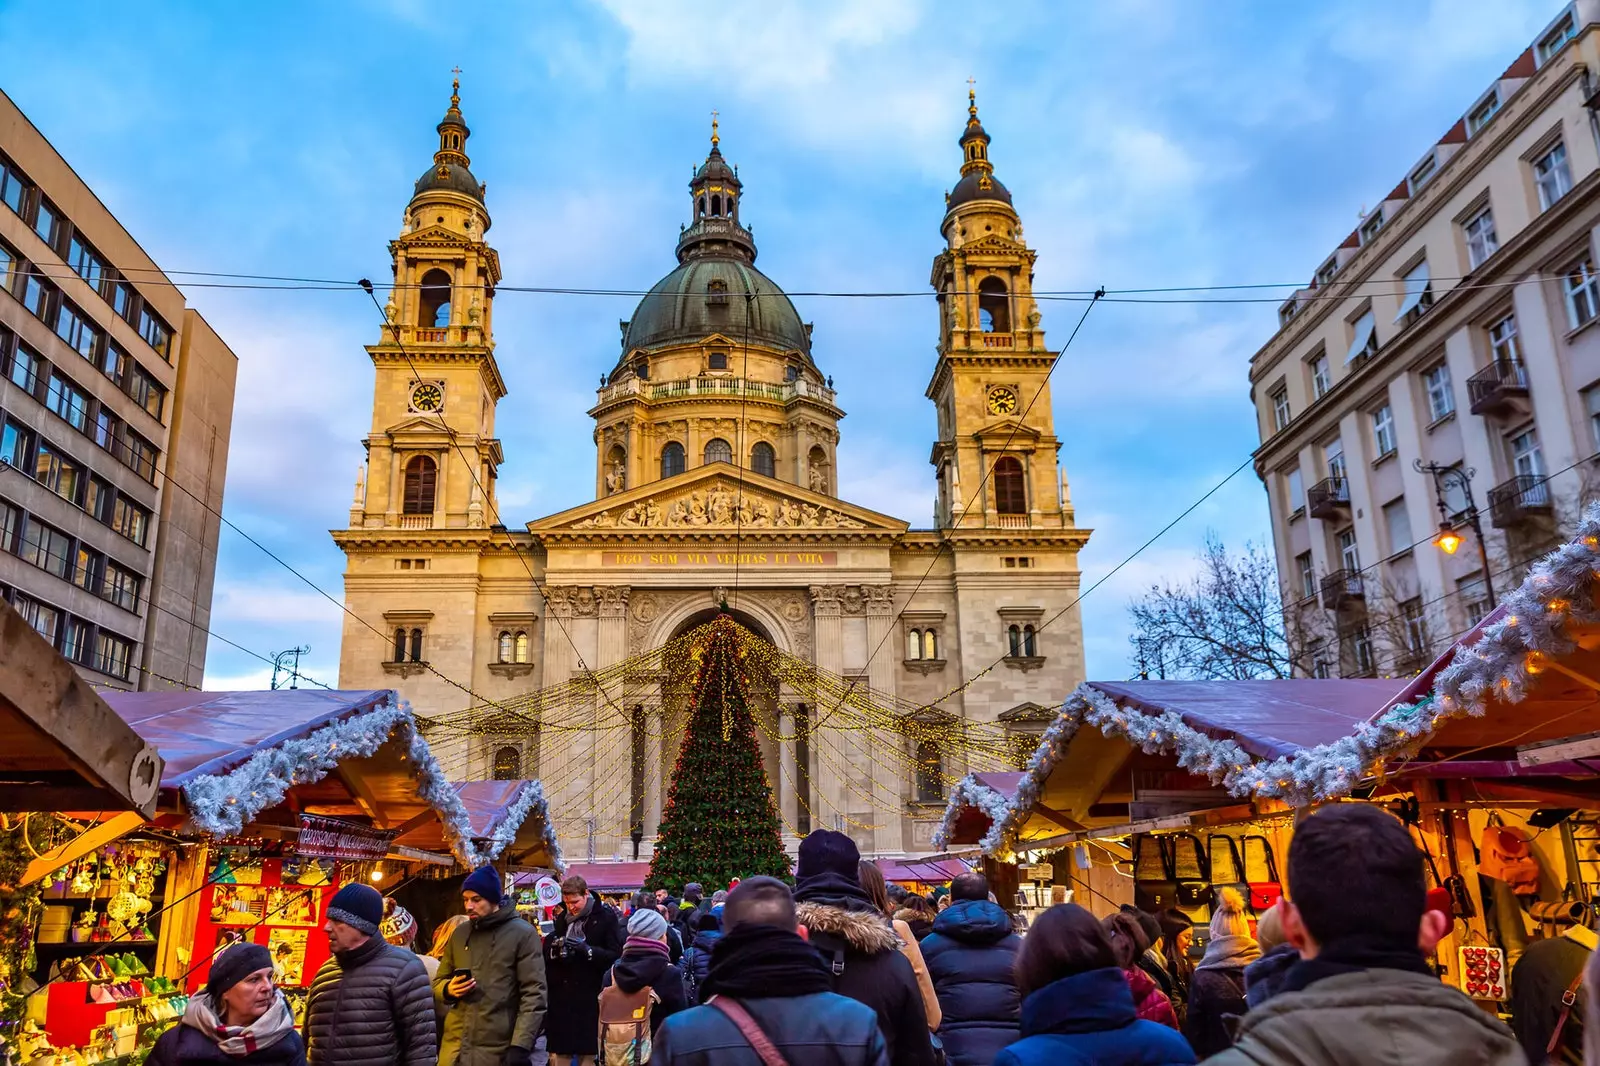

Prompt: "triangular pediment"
[392,225,473,248]
[384,415,454,437]
[528,462,908,534]
[972,419,1042,444]
[962,234,1031,256]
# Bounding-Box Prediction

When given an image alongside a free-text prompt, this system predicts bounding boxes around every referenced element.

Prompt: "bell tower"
[928,88,1071,531]
[351,77,505,531]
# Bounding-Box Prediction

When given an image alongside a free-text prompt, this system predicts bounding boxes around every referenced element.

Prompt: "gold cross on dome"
[711,109,720,146]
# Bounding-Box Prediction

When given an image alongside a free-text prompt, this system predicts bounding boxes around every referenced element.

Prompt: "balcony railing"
[413,327,449,343]
[1306,477,1350,520]
[981,333,1015,348]
[995,514,1030,529]
[593,376,838,408]
[1320,569,1365,609]
[1487,474,1553,528]
[1467,360,1529,414]
[398,514,433,530]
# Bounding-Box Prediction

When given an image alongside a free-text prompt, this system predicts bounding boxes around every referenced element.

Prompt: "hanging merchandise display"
[1480,819,1542,896]
[1241,835,1282,912]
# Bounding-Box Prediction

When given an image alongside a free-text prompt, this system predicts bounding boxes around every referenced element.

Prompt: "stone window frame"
[998,605,1045,672]
[901,609,947,675]
[382,609,433,677]
[488,612,538,678]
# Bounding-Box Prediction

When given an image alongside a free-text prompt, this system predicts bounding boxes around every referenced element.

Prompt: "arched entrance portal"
[656,610,787,842]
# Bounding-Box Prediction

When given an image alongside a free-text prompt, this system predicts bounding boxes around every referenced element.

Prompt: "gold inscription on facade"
[603,550,838,567]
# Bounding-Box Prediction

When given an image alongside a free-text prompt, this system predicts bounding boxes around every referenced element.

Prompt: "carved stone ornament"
[863,585,894,615]
[546,587,598,617]
[631,594,659,624]
[572,485,866,530]
[781,595,807,623]
[596,586,631,616]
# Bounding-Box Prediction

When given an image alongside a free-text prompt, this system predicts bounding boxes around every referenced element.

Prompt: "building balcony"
[1320,569,1365,609]
[593,375,837,408]
[980,333,1015,348]
[1487,474,1553,528]
[1467,360,1530,414]
[1306,477,1350,520]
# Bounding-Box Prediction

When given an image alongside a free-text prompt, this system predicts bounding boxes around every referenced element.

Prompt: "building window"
[514,631,529,662]
[1286,467,1304,514]
[922,629,938,659]
[60,616,91,664]
[1535,143,1572,211]
[0,242,12,289]
[85,477,114,524]
[1348,626,1375,676]
[128,366,165,421]
[1467,91,1500,135]
[1297,552,1316,599]
[8,343,39,395]
[1,419,34,468]
[1464,208,1498,269]
[1408,153,1437,193]
[1510,426,1546,481]
[1562,256,1600,330]
[1344,311,1378,367]
[112,495,150,546]
[1371,404,1396,458]
[703,437,732,465]
[1396,261,1432,324]
[1310,353,1332,398]
[110,282,133,321]
[55,303,98,361]
[707,351,728,370]
[1270,386,1290,431]
[492,745,521,781]
[661,441,686,478]
[124,432,157,482]
[20,269,51,320]
[102,343,127,387]
[1007,623,1038,657]
[1278,297,1299,327]
[1422,362,1454,422]
[402,455,437,514]
[1460,574,1490,626]
[45,372,89,432]
[1383,497,1413,556]
[137,306,171,359]
[67,235,105,290]
[1324,438,1346,480]
[20,518,72,579]
[750,441,775,477]
[418,269,452,328]
[1539,13,1577,63]
[907,628,923,660]
[35,442,82,506]
[1584,385,1600,454]
[497,630,530,664]
[103,562,141,612]
[1311,643,1332,679]
[32,200,59,248]
[1316,257,1339,287]
[0,158,27,216]
[978,277,1010,332]
[1336,527,1359,571]
[15,595,60,643]
[498,630,513,662]
[1360,208,1384,244]
[400,627,423,662]
[92,631,134,680]
[915,741,943,804]
[1488,313,1519,365]
[392,628,407,662]
[1402,598,1429,656]
[993,456,1026,514]
[72,545,101,592]
[92,408,119,452]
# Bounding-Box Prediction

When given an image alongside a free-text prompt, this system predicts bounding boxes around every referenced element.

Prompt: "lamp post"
[1413,460,1496,609]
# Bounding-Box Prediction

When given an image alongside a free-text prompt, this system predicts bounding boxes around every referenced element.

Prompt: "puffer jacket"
[652,992,888,1066]
[920,899,1021,1066]
[433,905,547,1066]
[1206,966,1523,1066]
[680,928,722,1002]
[1125,966,1179,1029]
[994,967,1196,1066]
[305,937,436,1066]
[796,899,936,1066]
[1243,943,1300,1010]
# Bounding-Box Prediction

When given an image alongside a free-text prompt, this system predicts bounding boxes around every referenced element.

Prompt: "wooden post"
[156,844,209,980]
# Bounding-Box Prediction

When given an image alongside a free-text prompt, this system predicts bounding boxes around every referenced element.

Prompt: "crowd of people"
[144,804,1587,1066]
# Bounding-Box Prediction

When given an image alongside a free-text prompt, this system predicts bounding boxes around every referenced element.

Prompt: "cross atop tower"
[711,109,720,147]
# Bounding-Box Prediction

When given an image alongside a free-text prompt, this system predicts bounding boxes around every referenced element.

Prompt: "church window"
[402,455,437,514]
[751,441,775,477]
[915,741,944,803]
[707,279,728,307]
[492,745,520,780]
[711,194,722,216]
[994,456,1026,514]
[708,351,728,370]
[661,441,686,478]
[514,631,529,662]
[697,195,706,218]
[419,268,452,328]
[907,629,922,660]
[393,628,407,662]
[498,630,513,662]
[1023,624,1037,656]
[409,628,424,662]
[978,277,1010,333]
[704,437,732,465]
[785,365,799,382]
[1007,624,1021,657]
[923,629,938,660]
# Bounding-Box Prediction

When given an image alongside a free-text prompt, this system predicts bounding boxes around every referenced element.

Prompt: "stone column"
[778,701,798,841]
[541,589,580,839]
[863,585,901,854]
[809,585,848,837]
[591,586,630,857]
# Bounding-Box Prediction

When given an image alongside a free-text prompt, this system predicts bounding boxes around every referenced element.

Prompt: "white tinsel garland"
[474,779,565,873]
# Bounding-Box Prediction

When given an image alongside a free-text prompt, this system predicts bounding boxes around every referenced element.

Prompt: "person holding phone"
[434,866,547,1066]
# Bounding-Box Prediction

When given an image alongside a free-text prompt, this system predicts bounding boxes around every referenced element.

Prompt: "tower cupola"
[946,87,1013,213]
[412,75,486,206]
[678,114,756,264]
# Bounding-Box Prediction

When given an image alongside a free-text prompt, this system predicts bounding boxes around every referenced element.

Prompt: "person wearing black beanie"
[148,941,305,1066]
[434,867,549,1066]
[304,880,437,1066]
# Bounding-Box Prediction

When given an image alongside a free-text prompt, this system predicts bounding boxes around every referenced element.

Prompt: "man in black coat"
[544,873,624,1065]
[653,876,887,1065]
[305,883,437,1066]
[793,831,936,1066]
[919,872,1021,1066]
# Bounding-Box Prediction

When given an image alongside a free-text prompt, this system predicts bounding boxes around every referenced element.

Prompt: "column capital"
[596,585,632,618]
[809,584,845,617]
[863,584,895,616]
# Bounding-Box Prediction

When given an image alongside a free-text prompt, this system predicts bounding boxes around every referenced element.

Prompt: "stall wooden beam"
[20,811,145,886]
[1519,731,1600,767]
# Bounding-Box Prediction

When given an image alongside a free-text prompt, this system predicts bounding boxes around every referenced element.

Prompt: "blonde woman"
[426,913,470,981]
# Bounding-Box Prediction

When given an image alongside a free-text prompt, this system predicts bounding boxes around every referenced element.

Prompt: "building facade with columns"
[333,85,1090,860]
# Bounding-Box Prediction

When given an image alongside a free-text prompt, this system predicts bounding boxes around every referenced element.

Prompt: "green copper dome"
[622,258,811,355]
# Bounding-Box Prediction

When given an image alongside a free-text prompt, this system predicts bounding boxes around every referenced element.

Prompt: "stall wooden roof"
[395,779,563,872]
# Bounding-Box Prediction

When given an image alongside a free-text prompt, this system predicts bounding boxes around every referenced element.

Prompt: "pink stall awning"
[876,856,972,884]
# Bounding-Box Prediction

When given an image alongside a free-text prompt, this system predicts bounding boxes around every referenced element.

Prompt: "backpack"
[598,975,659,1065]
[680,950,699,1004]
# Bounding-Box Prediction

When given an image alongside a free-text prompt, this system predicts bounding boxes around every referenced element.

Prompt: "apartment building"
[0,90,236,690]
[1250,3,1600,679]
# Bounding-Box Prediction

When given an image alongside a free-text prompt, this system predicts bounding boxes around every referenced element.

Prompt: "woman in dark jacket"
[149,943,306,1066]
[993,903,1195,1066]
[600,909,689,1034]
[1183,889,1259,1059]
[678,910,722,1002]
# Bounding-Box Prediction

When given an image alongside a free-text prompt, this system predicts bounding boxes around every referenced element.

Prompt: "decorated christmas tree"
[647,617,792,890]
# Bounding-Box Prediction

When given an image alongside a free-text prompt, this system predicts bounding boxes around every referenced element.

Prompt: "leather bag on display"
[1133,835,1178,914]
[1241,835,1284,912]
[1170,833,1213,916]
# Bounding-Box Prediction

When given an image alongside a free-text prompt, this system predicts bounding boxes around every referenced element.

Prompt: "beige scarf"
[183,990,296,1057]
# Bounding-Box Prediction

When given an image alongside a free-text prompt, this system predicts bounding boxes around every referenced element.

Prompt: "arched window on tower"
[419,268,452,328]
[711,194,723,216]
[916,741,944,803]
[661,441,686,479]
[514,631,529,663]
[402,456,437,515]
[1008,624,1022,658]
[978,276,1010,333]
[923,629,938,660]
[751,441,775,477]
[994,456,1026,515]
[907,629,923,660]
[409,628,424,662]
[704,438,732,465]
[498,630,513,663]
[1023,624,1037,657]
[492,745,520,781]
[393,628,407,662]
[697,195,706,218]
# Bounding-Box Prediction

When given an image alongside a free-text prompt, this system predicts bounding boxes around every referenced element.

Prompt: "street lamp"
[1414,460,1496,609]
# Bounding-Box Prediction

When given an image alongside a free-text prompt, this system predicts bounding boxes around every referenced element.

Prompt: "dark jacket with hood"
[919,899,1022,1066]
[794,874,937,1066]
[680,927,723,1001]
[306,937,437,1066]
[993,967,1196,1066]
[150,1001,307,1066]
[432,905,547,1066]
[1243,943,1301,1010]
[540,891,624,1055]
[601,944,690,1034]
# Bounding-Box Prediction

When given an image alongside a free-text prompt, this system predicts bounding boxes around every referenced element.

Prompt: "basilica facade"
[332,83,1091,860]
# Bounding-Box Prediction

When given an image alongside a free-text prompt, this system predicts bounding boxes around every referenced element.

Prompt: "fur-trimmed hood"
[796,900,902,955]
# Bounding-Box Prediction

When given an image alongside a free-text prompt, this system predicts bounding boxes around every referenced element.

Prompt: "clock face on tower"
[410,382,444,413]
[987,385,1018,415]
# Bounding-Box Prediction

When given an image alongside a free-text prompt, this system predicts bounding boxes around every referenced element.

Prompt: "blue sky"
[0,0,1568,690]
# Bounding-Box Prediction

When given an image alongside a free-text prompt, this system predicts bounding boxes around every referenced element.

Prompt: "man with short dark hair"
[433,866,545,1066]
[1208,805,1522,1065]
[652,876,888,1065]
[919,871,1021,1066]
[542,873,623,1066]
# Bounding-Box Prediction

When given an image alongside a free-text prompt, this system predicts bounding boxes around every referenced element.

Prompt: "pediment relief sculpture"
[572,485,866,530]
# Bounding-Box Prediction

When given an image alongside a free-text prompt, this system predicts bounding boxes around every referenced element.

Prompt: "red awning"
[875,856,972,884]
[525,860,653,891]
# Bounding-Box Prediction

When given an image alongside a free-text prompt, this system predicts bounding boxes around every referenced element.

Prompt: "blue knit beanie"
[327,883,383,935]
[462,865,504,906]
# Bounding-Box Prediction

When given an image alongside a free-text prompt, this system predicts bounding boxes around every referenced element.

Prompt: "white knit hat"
[1210,887,1252,939]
